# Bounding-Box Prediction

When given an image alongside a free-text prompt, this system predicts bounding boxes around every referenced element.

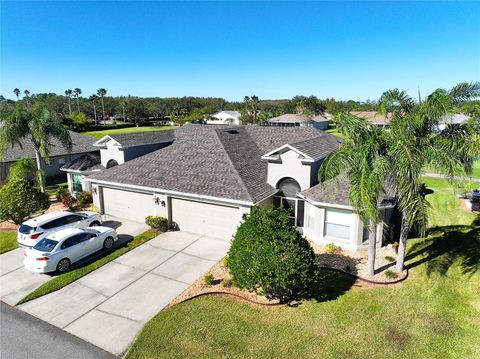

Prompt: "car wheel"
[103,237,114,250]
[90,221,100,227]
[57,258,70,273]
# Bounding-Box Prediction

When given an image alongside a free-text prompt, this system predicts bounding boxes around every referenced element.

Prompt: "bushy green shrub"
[55,185,68,201]
[226,206,316,301]
[0,178,50,224]
[325,242,339,254]
[384,269,398,279]
[204,274,214,285]
[222,278,233,288]
[384,255,395,262]
[61,193,77,210]
[77,192,93,206]
[145,216,168,231]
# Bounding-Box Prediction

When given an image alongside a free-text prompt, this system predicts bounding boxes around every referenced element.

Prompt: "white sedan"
[24,227,117,273]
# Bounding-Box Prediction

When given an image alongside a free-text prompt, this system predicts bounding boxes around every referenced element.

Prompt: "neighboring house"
[264,114,330,130]
[350,111,392,127]
[434,114,470,132]
[84,124,395,251]
[205,111,242,125]
[61,130,175,194]
[0,131,97,182]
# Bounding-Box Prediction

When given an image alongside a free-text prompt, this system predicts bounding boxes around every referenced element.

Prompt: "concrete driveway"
[0,216,147,306]
[19,231,230,356]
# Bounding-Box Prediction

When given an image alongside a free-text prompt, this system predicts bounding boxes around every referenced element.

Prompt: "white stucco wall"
[100,141,125,167]
[266,149,313,191]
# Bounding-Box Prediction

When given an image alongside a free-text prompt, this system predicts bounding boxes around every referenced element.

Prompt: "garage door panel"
[171,198,240,240]
[103,188,153,223]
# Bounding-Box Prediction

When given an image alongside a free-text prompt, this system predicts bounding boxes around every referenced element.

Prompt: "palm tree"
[251,95,259,122]
[73,88,82,112]
[97,88,107,122]
[89,95,99,126]
[319,114,389,276]
[65,89,73,117]
[23,90,31,108]
[0,103,72,192]
[23,89,30,98]
[13,88,20,101]
[379,82,480,272]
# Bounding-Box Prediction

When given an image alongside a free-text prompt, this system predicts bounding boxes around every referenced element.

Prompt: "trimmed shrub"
[55,185,68,201]
[61,193,77,210]
[145,216,168,231]
[222,278,233,288]
[325,242,339,254]
[226,206,316,301]
[384,269,398,279]
[77,192,93,206]
[204,274,215,285]
[0,178,50,224]
[385,255,395,262]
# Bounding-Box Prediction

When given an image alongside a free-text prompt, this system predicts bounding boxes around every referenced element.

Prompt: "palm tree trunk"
[101,97,106,124]
[93,103,98,126]
[67,99,72,117]
[395,213,409,271]
[367,221,377,276]
[76,97,80,112]
[34,149,46,193]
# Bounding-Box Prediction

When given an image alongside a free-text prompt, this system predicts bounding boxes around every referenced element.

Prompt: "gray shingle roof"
[88,124,340,203]
[289,135,342,160]
[266,113,330,124]
[1,131,97,163]
[301,177,396,207]
[61,153,103,172]
[108,130,175,147]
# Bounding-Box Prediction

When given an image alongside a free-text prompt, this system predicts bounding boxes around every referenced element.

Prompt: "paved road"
[0,301,113,359]
[19,231,230,355]
[423,172,480,183]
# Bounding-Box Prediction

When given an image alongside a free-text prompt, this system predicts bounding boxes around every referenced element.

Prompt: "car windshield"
[19,224,36,234]
[83,228,99,234]
[33,238,58,252]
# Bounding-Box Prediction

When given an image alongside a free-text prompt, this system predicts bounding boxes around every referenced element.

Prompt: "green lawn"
[0,231,17,254]
[82,126,177,140]
[472,160,480,178]
[325,128,345,139]
[127,178,480,359]
[18,229,158,305]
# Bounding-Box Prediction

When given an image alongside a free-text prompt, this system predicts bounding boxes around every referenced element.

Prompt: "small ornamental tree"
[0,178,50,224]
[227,206,316,301]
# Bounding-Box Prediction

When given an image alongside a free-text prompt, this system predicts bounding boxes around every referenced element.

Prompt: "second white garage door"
[171,198,240,240]
[102,187,154,223]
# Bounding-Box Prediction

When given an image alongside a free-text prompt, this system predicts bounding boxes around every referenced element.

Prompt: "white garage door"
[102,187,154,223]
[171,198,240,240]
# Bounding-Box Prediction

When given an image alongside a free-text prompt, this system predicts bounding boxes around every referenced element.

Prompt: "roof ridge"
[214,127,254,202]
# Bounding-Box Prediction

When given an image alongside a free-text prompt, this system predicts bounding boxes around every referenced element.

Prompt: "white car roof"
[45,227,84,241]
[23,211,73,227]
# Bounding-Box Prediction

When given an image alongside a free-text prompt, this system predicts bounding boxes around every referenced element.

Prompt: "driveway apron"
[19,231,230,356]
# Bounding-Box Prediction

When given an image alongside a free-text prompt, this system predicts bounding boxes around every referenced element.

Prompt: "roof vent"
[226,129,238,134]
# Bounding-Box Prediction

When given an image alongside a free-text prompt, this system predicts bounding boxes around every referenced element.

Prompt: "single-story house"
[0,131,98,182]
[77,124,395,251]
[264,114,330,130]
[350,111,392,127]
[205,111,242,125]
[61,130,175,194]
[434,114,470,132]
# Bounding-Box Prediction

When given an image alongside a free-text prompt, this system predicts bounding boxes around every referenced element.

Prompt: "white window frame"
[323,208,351,242]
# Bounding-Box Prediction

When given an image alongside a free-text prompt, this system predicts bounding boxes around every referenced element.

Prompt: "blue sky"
[1,1,479,101]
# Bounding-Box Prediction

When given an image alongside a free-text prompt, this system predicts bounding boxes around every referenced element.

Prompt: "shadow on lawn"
[405,218,480,277]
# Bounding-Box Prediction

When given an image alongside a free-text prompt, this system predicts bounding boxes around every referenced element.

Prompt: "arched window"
[106,159,119,169]
[274,177,304,227]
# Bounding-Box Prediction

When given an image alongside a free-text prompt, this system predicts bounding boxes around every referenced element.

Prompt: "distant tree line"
[3,89,477,130]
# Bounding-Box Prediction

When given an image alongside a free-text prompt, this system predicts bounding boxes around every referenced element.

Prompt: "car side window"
[42,217,65,229]
[77,232,95,243]
[65,215,83,224]
[60,236,79,250]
